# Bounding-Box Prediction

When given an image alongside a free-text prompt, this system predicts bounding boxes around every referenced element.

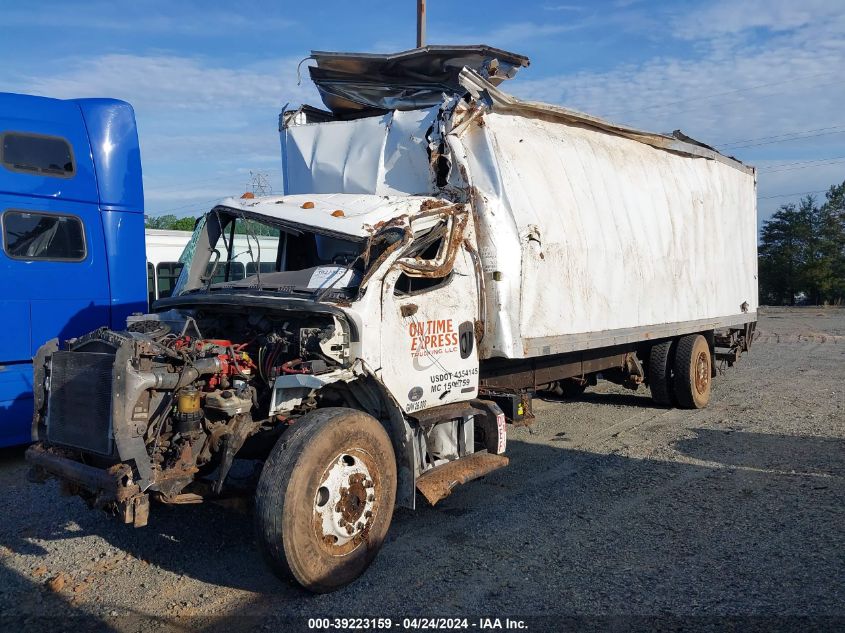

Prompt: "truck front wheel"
[255,407,397,593]
[673,334,712,409]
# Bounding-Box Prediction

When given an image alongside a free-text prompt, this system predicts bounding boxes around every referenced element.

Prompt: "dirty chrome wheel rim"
[313,451,376,555]
[695,351,710,394]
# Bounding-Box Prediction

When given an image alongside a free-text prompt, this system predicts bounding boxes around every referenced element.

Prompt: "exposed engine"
[32,307,350,509]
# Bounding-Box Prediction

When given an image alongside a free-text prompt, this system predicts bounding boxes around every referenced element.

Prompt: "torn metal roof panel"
[308,45,529,114]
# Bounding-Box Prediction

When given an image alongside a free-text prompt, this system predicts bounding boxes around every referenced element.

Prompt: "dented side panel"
[281,108,439,197]
[347,207,481,415]
[375,240,480,415]
[458,111,758,359]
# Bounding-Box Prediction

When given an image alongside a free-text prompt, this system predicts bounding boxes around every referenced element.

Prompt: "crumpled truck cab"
[28,188,506,592]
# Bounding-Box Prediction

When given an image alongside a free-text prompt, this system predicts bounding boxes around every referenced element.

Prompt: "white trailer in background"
[31,46,757,593]
[145,228,278,302]
[144,229,192,302]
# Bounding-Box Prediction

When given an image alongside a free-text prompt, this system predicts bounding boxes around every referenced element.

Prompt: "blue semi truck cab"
[0,93,147,446]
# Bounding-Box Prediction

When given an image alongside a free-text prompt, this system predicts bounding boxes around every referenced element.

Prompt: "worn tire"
[255,407,396,593]
[648,339,676,406]
[673,334,712,409]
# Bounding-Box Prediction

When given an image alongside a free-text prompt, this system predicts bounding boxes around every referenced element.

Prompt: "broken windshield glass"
[176,209,367,299]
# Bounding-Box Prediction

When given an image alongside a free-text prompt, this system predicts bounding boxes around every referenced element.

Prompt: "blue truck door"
[0,200,111,354]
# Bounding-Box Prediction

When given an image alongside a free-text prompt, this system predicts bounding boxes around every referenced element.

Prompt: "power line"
[605,70,839,119]
[759,156,845,174]
[757,189,828,200]
[146,175,233,195]
[759,155,845,169]
[648,79,842,121]
[146,170,276,217]
[148,195,228,217]
[720,128,845,151]
[716,124,845,149]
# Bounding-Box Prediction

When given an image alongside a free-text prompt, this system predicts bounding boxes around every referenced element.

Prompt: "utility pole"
[416,0,426,48]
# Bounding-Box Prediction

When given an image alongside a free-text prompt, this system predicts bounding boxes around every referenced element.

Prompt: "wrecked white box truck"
[28,46,757,592]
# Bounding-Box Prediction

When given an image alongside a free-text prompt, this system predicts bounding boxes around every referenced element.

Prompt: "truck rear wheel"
[673,334,712,409]
[648,340,676,406]
[255,407,396,593]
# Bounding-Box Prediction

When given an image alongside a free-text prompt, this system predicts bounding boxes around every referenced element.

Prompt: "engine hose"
[281,359,309,374]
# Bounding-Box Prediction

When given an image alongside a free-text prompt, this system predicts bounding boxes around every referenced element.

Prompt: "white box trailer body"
[281,70,758,361]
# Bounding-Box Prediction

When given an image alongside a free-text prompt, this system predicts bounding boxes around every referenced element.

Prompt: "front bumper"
[26,443,149,527]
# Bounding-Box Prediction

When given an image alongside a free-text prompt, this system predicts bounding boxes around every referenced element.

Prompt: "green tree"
[817,182,845,304]
[759,180,845,305]
[145,214,198,231]
[797,195,823,305]
[758,203,811,305]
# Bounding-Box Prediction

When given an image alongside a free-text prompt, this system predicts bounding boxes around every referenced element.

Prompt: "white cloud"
[0,53,317,216]
[672,0,844,40]
[509,15,845,152]
[436,20,593,48]
[0,4,296,34]
[144,186,244,203]
[542,4,585,12]
[5,4,844,221]
[6,54,316,112]
[504,4,845,222]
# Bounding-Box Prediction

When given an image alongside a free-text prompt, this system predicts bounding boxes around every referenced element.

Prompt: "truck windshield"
[174,209,366,299]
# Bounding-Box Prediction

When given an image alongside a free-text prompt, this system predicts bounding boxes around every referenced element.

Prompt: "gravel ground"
[0,307,843,631]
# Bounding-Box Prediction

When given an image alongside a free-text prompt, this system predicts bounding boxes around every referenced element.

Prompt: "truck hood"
[153,293,361,341]
[216,193,445,239]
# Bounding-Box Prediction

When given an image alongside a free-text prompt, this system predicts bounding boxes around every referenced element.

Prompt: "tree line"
[145,213,280,236]
[759,180,845,305]
[145,214,197,231]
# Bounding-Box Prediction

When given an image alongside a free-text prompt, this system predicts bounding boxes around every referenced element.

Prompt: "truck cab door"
[376,211,480,415]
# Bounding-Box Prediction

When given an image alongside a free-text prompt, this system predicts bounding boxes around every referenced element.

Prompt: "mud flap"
[416,452,509,505]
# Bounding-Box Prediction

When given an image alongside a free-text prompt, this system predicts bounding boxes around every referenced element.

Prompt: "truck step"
[416,452,509,506]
